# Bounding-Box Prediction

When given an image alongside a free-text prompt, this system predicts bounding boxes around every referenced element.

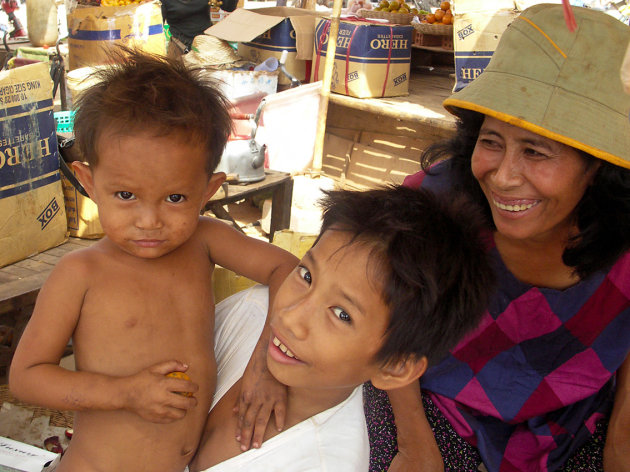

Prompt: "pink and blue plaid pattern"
[408,163,630,472]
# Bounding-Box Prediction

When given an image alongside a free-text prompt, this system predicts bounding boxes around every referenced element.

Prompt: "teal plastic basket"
[54,111,75,133]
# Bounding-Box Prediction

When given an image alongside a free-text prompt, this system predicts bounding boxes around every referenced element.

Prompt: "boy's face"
[76,128,223,259]
[267,229,390,392]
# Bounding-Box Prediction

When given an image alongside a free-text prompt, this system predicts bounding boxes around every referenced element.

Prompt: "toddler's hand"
[122,360,198,423]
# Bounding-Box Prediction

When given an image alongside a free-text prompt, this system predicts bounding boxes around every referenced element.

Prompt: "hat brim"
[444,69,630,170]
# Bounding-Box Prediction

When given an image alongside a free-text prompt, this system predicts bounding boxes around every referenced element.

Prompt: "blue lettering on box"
[315,20,412,64]
[68,24,163,41]
[37,197,61,229]
[246,19,297,51]
[393,72,407,86]
[0,99,61,199]
[347,71,359,82]
[454,51,493,91]
[457,24,474,41]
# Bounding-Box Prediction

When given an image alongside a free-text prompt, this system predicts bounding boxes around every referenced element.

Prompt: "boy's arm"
[9,254,198,422]
[604,353,630,472]
[387,382,444,472]
[201,219,299,449]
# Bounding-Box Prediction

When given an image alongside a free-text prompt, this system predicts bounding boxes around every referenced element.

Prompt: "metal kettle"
[216,99,266,183]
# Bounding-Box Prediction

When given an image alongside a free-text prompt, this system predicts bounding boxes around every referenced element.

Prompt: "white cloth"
[205,285,370,472]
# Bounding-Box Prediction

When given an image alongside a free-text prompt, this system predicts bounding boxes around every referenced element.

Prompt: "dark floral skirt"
[363,382,607,472]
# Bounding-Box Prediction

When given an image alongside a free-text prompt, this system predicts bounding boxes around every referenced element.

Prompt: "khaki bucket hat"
[444,4,630,169]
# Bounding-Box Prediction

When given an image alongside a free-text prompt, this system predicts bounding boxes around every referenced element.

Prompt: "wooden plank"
[0,273,17,284]
[322,133,353,181]
[30,252,62,265]
[0,238,99,309]
[346,141,420,188]
[327,102,454,141]
[359,131,435,160]
[0,265,38,279]
[13,259,55,272]
[45,246,73,257]
[327,72,457,131]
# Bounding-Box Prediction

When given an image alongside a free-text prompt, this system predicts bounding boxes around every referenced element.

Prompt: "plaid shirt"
[407,162,630,472]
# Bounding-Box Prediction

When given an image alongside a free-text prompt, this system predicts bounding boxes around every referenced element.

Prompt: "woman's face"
[471,116,599,244]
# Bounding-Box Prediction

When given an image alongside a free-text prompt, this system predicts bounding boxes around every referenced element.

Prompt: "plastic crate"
[54,110,75,133]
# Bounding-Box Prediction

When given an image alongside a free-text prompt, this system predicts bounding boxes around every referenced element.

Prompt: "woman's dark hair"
[421,109,630,279]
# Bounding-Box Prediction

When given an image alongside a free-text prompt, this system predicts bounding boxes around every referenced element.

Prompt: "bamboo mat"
[0,384,73,429]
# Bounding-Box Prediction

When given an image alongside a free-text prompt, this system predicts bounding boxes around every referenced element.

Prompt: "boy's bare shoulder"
[195,216,240,242]
[53,240,108,276]
[197,215,231,230]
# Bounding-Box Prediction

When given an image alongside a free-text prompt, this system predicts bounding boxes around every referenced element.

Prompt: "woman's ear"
[370,356,428,391]
[71,161,96,201]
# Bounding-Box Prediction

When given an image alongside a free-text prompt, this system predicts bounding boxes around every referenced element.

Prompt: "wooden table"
[204,169,293,242]
[0,238,98,376]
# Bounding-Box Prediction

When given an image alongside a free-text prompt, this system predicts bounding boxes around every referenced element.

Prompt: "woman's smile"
[472,116,598,243]
[490,193,540,214]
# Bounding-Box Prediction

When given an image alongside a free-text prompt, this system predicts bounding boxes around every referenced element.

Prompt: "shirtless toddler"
[8,47,298,472]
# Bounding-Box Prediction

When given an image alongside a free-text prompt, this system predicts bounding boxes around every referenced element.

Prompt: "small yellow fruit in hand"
[166,371,193,397]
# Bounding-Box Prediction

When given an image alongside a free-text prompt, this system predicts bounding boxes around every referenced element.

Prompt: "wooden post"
[310,0,343,175]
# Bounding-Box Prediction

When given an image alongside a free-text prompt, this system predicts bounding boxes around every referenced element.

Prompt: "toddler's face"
[267,229,390,392]
[86,129,220,258]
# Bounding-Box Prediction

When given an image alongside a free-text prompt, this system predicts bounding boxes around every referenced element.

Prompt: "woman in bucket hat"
[364,4,630,472]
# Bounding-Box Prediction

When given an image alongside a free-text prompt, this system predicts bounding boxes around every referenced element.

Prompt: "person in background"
[162,0,211,58]
[161,0,239,58]
[364,4,630,472]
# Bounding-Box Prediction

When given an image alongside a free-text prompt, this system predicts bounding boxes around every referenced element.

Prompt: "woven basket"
[413,22,453,35]
[1,384,74,429]
[357,8,416,25]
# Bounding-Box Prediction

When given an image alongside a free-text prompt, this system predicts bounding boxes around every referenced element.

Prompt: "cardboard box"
[452,0,519,91]
[0,62,67,269]
[61,169,104,239]
[0,436,58,472]
[66,1,166,70]
[205,7,323,86]
[311,18,412,98]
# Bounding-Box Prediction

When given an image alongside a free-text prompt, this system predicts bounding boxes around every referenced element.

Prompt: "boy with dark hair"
[9,48,298,472]
[190,186,495,471]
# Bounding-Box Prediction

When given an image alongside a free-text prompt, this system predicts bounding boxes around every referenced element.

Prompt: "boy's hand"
[234,346,287,450]
[123,360,198,423]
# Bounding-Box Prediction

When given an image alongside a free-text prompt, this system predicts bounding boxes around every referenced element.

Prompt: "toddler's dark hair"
[318,186,494,367]
[73,46,232,173]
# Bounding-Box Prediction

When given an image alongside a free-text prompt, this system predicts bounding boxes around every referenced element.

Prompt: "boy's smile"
[267,229,390,396]
[74,129,223,259]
